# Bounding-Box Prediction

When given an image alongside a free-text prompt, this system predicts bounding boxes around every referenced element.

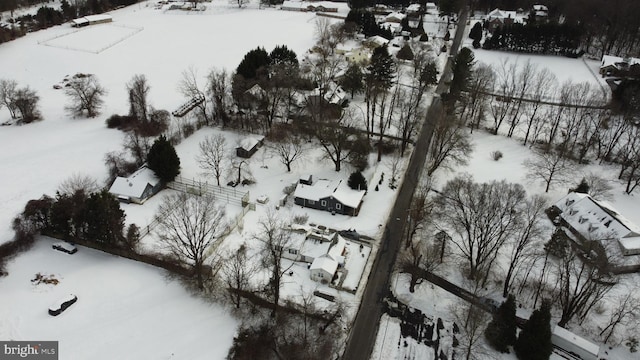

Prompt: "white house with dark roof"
[294,178,365,216]
[599,55,640,77]
[554,192,640,258]
[108,166,162,204]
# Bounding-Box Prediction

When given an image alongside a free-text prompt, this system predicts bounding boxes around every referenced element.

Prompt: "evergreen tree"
[269,45,298,66]
[450,47,475,98]
[485,295,517,353]
[570,178,590,194]
[348,171,368,191]
[420,61,438,86]
[340,63,365,98]
[85,190,125,245]
[396,44,415,61]
[515,301,553,360]
[469,22,483,48]
[544,227,570,258]
[236,47,270,79]
[147,135,181,183]
[367,46,395,92]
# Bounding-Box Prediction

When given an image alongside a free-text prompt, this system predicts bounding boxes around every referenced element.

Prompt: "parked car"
[48,294,78,316]
[52,242,77,254]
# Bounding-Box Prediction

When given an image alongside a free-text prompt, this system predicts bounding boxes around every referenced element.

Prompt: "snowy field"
[0,239,238,360]
[0,0,332,245]
[41,24,143,54]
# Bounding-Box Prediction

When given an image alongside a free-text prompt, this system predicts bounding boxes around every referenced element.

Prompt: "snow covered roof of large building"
[109,166,160,199]
[600,55,640,69]
[555,192,640,241]
[486,8,526,23]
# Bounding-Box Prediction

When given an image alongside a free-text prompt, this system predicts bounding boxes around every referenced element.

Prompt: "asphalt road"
[340,7,470,360]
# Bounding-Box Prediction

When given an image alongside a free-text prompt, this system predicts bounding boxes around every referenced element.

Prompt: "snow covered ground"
[0,2,415,357]
[373,128,640,359]
[0,238,238,360]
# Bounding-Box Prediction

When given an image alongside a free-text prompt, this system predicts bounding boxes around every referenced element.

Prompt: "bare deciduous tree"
[267,124,307,172]
[426,110,473,176]
[127,74,150,122]
[583,172,613,201]
[524,146,577,192]
[123,131,152,166]
[600,288,640,344]
[502,194,547,298]
[179,66,212,125]
[460,62,494,133]
[207,68,232,126]
[522,68,557,146]
[222,243,258,309]
[556,250,613,327]
[0,78,18,119]
[452,302,489,360]
[435,176,525,284]
[255,210,294,316]
[65,75,106,118]
[197,134,227,186]
[57,173,100,196]
[156,192,226,290]
[13,86,41,123]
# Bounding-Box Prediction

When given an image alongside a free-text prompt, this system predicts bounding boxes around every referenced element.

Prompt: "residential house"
[108,166,162,204]
[485,8,526,31]
[553,192,640,271]
[236,136,264,158]
[283,227,347,283]
[532,4,548,19]
[406,3,421,15]
[294,178,366,216]
[599,55,640,77]
[384,12,406,23]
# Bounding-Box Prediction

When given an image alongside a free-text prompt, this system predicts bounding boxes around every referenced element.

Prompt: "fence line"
[167,176,250,207]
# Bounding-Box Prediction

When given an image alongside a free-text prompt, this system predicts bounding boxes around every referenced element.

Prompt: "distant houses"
[108,166,162,204]
[294,178,366,216]
[281,1,338,13]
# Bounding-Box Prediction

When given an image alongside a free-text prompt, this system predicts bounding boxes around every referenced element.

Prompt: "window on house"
[578,216,587,224]
[308,200,315,205]
[566,199,575,206]
[321,200,327,207]
[336,203,342,210]
[288,249,298,255]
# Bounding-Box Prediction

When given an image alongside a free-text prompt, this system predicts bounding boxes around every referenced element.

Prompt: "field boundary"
[38,24,143,54]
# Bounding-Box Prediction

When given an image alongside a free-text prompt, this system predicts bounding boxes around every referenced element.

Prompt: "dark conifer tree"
[85,190,125,245]
[485,295,517,353]
[348,171,367,191]
[515,301,553,360]
[147,135,180,183]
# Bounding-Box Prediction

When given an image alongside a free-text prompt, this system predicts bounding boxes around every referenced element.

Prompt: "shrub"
[491,150,503,161]
[106,114,134,129]
[182,123,195,138]
[348,171,368,191]
[293,214,309,225]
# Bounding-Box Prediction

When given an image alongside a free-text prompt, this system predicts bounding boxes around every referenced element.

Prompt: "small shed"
[299,174,313,185]
[236,136,265,158]
[108,166,162,204]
